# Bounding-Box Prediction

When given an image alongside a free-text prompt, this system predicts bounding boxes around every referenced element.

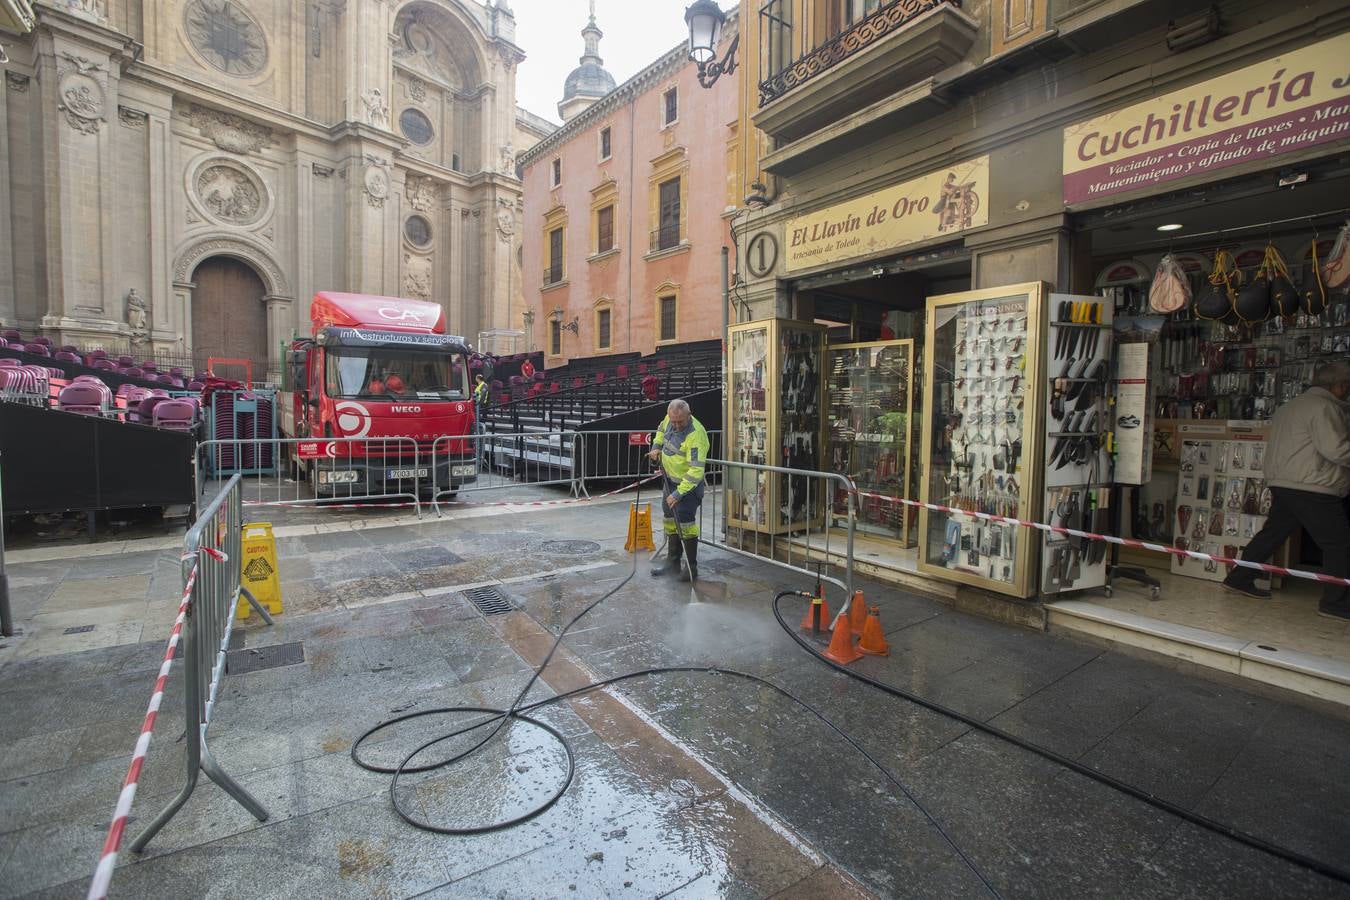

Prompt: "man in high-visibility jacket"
[646,398,710,581]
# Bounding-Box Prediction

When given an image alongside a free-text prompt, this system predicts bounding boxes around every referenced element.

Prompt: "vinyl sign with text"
[1063,32,1350,205]
[784,156,990,272]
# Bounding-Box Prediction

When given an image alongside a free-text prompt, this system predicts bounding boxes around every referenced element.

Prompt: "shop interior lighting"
[1156,223,1184,232]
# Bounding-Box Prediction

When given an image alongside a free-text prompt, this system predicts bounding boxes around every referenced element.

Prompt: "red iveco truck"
[279,291,478,499]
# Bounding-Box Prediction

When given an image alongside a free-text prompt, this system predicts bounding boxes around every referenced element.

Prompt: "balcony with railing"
[753,0,977,147]
[543,261,564,288]
[648,223,684,255]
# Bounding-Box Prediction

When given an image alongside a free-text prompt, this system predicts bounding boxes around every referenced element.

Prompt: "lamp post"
[685,0,737,89]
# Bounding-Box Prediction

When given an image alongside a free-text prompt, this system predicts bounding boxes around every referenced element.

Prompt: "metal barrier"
[197,436,428,516]
[576,429,724,493]
[129,475,273,853]
[696,458,856,598]
[430,430,582,513]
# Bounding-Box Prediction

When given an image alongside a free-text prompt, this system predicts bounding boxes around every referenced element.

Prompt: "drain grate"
[464,586,513,616]
[63,625,95,635]
[539,540,601,555]
[225,641,306,675]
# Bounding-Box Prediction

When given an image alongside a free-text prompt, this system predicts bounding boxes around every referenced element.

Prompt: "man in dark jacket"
[1223,361,1350,618]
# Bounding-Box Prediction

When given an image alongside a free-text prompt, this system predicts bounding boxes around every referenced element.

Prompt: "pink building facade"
[520,30,739,365]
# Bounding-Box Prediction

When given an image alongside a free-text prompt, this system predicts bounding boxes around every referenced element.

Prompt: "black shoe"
[1317,603,1350,621]
[677,538,699,582]
[1222,578,1271,599]
[650,538,682,576]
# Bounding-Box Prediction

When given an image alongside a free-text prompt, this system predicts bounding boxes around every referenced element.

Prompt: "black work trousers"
[1228,487,1350,607]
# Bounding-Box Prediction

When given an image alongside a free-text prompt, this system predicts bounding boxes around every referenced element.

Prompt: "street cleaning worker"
[473,373,490,408]
[647,398,710,581]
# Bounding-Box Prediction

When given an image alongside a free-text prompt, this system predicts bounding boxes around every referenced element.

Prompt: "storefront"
[729,4,1350,677]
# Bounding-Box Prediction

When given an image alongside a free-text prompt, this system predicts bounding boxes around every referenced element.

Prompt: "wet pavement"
[2,498,1350,898]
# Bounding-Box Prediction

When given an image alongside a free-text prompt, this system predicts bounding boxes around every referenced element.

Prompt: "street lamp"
[551,306,578,335]
[685,0,737,89]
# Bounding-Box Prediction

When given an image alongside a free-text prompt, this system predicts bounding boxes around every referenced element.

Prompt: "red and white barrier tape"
[88,546,224,900]
[850,487,1350,589]
[240,473,664,512]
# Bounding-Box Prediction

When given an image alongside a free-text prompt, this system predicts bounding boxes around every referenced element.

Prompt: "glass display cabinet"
[826,340,915,547]
[727,319,828,534]
[918,283,1048,598]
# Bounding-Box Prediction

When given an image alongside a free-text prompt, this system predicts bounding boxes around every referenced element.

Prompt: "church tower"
[558,1,616,122]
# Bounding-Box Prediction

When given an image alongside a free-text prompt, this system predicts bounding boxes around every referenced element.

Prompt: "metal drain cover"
[464,586,513,616]
[539,540,601,555]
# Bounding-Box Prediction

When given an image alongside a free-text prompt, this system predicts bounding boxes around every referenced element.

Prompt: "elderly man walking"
[647,398,711,581]
[1223,360,1350,618]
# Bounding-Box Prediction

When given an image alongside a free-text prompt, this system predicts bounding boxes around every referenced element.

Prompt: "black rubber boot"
[678,538,699,582]
[650,536,683,576]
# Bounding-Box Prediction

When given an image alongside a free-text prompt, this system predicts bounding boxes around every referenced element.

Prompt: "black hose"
[769,590,1350,886]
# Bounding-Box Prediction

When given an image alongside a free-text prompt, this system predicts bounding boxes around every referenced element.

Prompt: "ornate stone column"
[264,293,292,380]
[171,280,195,362]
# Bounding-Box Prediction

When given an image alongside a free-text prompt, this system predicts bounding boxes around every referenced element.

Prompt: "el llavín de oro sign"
[784,156,990,272]
[1062,32,1350,204]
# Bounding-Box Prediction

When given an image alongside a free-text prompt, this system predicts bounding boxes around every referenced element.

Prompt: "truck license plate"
[386,468,428,480]
[318,470,360,485]
[451,464,476,476]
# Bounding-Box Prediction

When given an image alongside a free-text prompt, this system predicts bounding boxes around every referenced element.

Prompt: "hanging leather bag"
[1265,244,1299,318]
[1195,250,1240,324]
[1302,239,1328,315]
[1149,253,1190,314]
[1324,221,1350,290]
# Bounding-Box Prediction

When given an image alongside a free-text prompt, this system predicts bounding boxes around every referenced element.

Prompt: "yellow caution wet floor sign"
[238,522,283,619]
[625,502,655,553]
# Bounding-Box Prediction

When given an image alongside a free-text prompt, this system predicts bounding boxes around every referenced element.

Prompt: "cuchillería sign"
[1063,32,1350,205]
[784,156,990,272]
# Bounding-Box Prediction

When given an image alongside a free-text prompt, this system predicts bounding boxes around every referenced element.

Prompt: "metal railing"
[697,457,856,597]
[430,430,582,513]
[649,224,683,253]
[578,429,724,492]
[543,264,564,286]
[758,0,957,106]
[197,436,430,516]
[129,475,273,852]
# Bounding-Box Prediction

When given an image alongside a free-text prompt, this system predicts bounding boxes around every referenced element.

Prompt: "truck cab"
[279,292,478,498]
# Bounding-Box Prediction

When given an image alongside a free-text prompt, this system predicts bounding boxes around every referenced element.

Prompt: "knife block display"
[1040,294,1114,595]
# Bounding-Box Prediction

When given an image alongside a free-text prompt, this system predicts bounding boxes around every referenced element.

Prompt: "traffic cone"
[822,613,864,665]
[846,590,867,638]
[857,605,890,656]
[800,596,831,635]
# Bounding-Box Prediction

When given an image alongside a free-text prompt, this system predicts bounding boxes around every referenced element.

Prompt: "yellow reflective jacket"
[653,414,710,496]
[473,381,489,404]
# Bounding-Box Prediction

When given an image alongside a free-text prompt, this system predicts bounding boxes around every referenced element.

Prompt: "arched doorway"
[191,256,268,374]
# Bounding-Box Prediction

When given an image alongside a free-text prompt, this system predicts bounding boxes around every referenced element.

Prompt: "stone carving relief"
[495,198,515,244]
[363,155,390,208]
[403,253,432,301]
[407,77,426,103]
[393,19,454,84]
[125,289,149,348]
[118,106,148,128]
[195,162,265,225]
[405,175,436,212]
[186,206,202,224]
[499,144,515,176]
[5,72,30,92]
[187,104,272,154]
[361,87,388,127]
[57,54,106,134]
[52,0,107,24]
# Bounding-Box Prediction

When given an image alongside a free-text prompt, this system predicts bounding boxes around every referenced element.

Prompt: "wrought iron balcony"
[543,263,564,286]
[754,0,976,145]
[649,224,683,253]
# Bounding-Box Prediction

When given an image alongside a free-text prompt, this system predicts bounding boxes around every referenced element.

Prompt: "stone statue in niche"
[499,144,515,175]
[362,88,388,127]
[404,254,432,301]
[125,289,149,347]
[196,165,262,225]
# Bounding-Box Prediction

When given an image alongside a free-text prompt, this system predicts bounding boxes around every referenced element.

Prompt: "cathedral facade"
[0,0,526,375]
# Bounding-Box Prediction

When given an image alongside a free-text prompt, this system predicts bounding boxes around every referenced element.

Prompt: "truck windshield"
[325,349,467,400]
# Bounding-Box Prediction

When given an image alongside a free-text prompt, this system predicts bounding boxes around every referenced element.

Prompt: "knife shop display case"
[727,319,828,535]
[826,340,916,547]
[918,283,1048,598]
[1171,422,1274,583]
[1041,294,1115,595]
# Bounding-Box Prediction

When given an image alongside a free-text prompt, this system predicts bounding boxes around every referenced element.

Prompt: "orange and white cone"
[857,605,890,656]
[846,590,867,638]
[822,613,864,665]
